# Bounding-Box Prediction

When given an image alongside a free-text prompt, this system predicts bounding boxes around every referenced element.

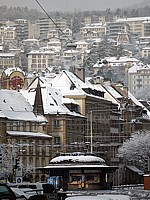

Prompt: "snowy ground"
[65,187,150,200]
[66,194,131,200]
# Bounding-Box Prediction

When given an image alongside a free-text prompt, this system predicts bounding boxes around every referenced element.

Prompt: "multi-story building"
[141,46,150,58]
[50,70,116,161]
[21,76,86,158]
[82,15,117,25]
[0,26,16,43]
[36,18,55,37]
[28,21,40,39]
[128,62,150,96]
[27,50,56,72]
[136,36,150,49]
[106,21,130,40]
[141,20,150,37]
[47,29,59,39]
[14,19,28,40]
[36,18,68,38]
[80,23,106,40]
[75,41,89,51]
[116,16,150,37]
[0,53,21,72]
[0,89,51,182]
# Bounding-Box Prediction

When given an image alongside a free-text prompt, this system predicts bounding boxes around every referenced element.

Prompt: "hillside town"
[0,3,150,195]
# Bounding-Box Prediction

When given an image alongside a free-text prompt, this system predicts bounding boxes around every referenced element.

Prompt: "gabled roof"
[51,71,109,102]
[94,84,120,106]
[21,77,85,118]
[103,85,123,99]
[0,90,43,122]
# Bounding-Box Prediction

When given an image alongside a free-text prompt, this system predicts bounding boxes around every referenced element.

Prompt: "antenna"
[35,0,73,44]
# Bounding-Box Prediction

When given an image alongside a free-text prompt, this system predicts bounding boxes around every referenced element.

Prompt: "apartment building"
[28,21,40,39]
[14,19,28,40]
[116,16,150,36]
[141,46,150,58]
[36,17,68,37]
[106,21,130,40]
[27,50,55,72]
[137,36,150,48]
[0,89,51,183]
[75,41,89,51]
[80,23,106,40]
[141,20,150,37]
[128,62,150,96]
[0,53,21,72]
[47,29,59,39]
[0,26,16,43]
[82,15,117,25]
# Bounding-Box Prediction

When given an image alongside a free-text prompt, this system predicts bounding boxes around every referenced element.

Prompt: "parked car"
[8,183,57,200]
[0,183,27,200]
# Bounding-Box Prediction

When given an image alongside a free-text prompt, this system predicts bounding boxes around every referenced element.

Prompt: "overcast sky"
[1,0,145,12]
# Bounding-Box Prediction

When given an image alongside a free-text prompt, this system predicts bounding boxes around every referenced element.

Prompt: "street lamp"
[90,111,93,153]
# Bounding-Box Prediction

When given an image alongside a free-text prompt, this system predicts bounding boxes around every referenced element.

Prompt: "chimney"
[123,86,128,97]
[74,67,85,82]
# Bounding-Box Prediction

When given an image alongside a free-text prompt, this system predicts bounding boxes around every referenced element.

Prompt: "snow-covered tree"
[118,130,150,171]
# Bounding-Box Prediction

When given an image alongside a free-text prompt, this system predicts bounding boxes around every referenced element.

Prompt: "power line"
[35,0,72,43]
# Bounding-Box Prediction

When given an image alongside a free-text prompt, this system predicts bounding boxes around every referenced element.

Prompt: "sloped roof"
[0,90,44,122]
[7,131,52,138]
[94,84,120,106]
[51,71,109,103]
[21,78,85,118]
[103,85,123,99]
[128,91,150,118]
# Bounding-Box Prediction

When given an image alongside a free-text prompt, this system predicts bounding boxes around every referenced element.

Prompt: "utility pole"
[90,111,93,153]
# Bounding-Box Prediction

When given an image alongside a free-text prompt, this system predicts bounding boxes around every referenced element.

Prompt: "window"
[54,137,61,145]
[32,59,36,63]
[53,119,60,128]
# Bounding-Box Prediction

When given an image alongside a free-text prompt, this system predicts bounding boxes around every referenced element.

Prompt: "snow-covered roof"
[142,46,150,50]
[39,152,118,171]
[4,67,25,76]
[126,165,144,175]
[104,56,140,63]
[116,16,150,22]
[128,63,150,73]
[75,41,88,45]
[27,50,54,55]
[104,85,123,99]
[50,153,105,164]
[128,91,150,118]
[23,38,39,42]
[7,131,52,138]
[0,53,15,57]
[51,71,109,103]
[63,50,79,54]
[94,84,120,106]
[21,78,84,118]
[0,90,45,122]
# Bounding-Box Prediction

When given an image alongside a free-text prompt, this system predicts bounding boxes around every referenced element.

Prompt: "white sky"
[1,0,145,12]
